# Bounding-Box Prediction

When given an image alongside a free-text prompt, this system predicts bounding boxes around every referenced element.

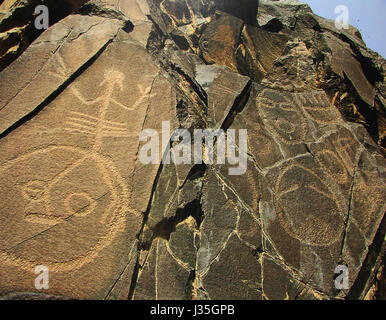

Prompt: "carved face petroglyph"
[257,89,308,144]
[0,61,157,272]
[18,148,111,225]
[0,145,132,272]
[274,163,345,246]
[0,67,147,272]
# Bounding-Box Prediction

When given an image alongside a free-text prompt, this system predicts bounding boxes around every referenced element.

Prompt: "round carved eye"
[65,192,96,217]
[277,119,295,134]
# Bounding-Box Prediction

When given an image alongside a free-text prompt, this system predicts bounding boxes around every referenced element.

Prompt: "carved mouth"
[24,210,65,226]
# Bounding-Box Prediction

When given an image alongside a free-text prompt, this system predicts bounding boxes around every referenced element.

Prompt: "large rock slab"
[0,14,123,136]
[0,14,178,298]
[0,0,90,71]
[0,0,385,300]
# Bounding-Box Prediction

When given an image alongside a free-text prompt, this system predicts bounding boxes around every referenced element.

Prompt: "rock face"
[0,0,385,300]
[0,0,90,71]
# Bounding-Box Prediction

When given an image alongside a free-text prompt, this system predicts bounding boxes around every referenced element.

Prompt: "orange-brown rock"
[0,0,385,301]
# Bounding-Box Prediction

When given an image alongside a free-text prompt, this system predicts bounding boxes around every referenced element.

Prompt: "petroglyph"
[0,144,140,272]
[0,67,156,272]
[67,69,156,148]
[274,162,345,246]
[349,152,386,237]
[1,0,386,300]
[257,89,308,145]
[257,88,347,155]
[65,111,132,138]
[313,129,358,186]
[261,39,319,92]
[296,91,341,125]
[316,150,351,184]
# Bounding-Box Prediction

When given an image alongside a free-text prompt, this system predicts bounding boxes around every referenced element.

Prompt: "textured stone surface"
[0,0,90,71]
[0,0,385,300]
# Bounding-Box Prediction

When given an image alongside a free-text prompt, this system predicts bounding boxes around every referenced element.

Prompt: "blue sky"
[301,0,386,58]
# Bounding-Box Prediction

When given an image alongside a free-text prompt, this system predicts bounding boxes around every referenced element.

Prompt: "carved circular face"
[274,164,345,246]
[257,89,308,145]
[0,145,129,272]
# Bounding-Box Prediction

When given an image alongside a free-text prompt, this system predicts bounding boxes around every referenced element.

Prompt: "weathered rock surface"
[0,0,385,300]
[0,0,90,72]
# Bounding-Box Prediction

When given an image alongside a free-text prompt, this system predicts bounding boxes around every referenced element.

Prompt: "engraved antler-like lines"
[64,69,155,149]
[65,111,132,138]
